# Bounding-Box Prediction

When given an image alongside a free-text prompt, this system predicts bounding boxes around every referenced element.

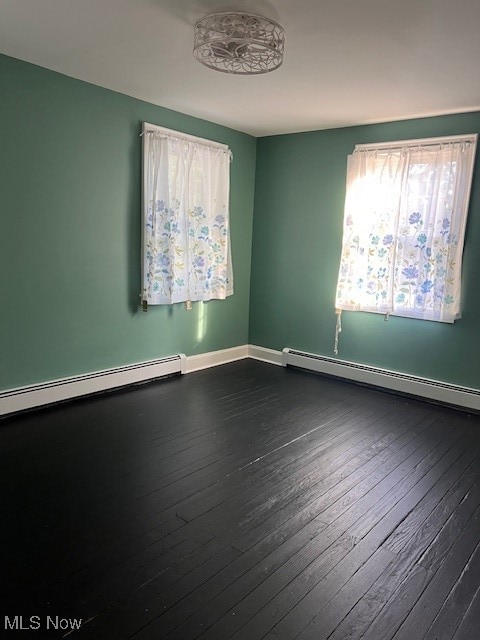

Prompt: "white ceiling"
[1,0,479,136]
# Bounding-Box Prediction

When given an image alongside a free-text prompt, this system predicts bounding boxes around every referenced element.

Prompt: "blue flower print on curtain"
[143,131,233,305]
[335,139,476,323]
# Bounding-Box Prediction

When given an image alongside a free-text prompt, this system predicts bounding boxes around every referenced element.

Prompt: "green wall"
[0,54,257,390]
[250,112,480,389]
[3,52,480,393]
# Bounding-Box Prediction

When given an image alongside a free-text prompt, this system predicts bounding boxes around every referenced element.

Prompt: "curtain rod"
[354,133,477,153]
[141,122,230,153]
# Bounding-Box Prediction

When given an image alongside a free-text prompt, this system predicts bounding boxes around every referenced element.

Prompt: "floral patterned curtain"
[335,140,476,330]
[143,131,232,305]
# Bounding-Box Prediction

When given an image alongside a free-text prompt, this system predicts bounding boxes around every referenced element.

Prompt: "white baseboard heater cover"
[0,354,186,416]
[282,348,480,412]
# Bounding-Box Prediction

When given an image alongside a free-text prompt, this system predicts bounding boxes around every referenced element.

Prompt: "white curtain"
[335,140,475,323]
[143,132,233,304]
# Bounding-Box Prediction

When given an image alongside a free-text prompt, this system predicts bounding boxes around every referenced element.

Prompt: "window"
[142,123,233,306]
[335,135,477,330]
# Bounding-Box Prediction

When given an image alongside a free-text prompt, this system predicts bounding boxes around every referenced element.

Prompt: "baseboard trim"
[6,342,474,417]
[283,347,480,413]
[1,346,251,416]
[185,345,249,373]
[248,344,283,366]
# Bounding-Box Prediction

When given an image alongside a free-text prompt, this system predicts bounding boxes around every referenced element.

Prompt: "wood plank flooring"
[1,359,480,639]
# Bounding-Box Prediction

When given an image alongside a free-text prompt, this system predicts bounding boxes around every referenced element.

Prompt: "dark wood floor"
[2,359,480,639]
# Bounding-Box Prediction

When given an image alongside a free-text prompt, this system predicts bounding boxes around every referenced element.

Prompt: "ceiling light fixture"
[193,11,285,75]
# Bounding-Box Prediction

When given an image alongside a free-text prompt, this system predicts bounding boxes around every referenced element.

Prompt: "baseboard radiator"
[282,348,480,412]
[0,354,186,416]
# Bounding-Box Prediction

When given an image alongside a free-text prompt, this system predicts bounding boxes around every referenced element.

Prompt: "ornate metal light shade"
[193,12,285,75]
